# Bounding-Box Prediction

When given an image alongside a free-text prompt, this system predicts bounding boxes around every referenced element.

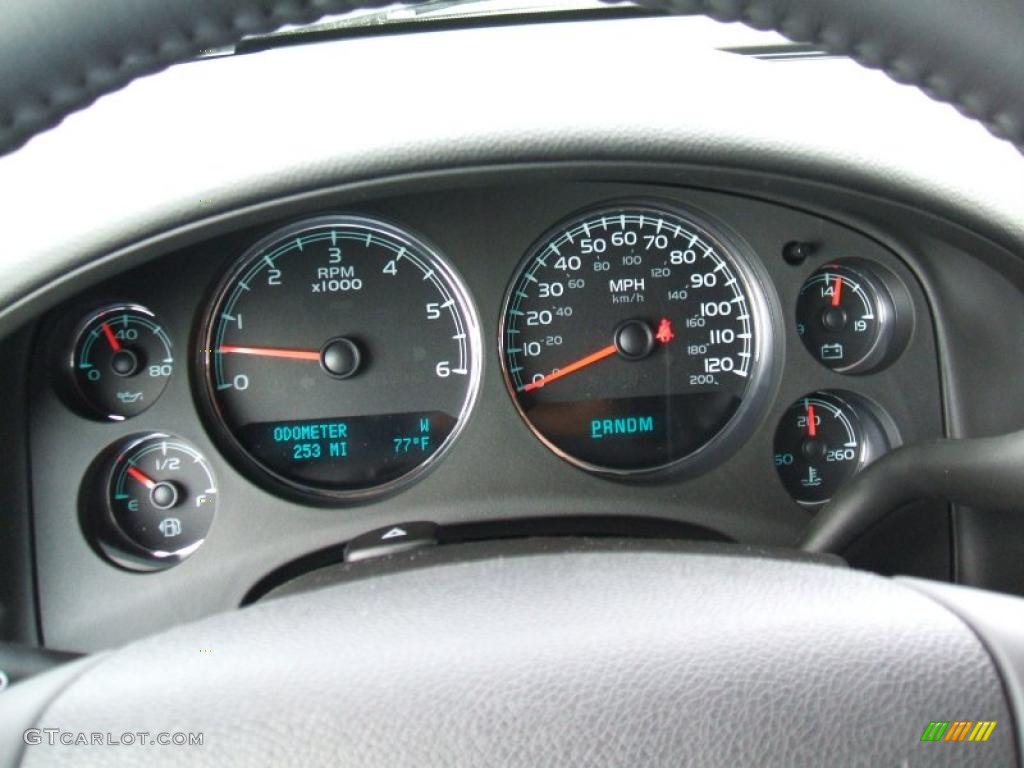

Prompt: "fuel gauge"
[773,391,894,506]
[85,433,217,571]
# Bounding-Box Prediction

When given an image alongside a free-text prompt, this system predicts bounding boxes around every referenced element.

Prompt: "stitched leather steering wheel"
[0,0,1022,158]
[3,2,1024,767]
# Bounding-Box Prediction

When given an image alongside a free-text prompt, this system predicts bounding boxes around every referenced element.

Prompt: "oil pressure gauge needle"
[101,321,122,352]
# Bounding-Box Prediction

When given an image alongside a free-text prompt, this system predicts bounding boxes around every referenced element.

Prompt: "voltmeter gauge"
[796,261,909,374]
[69,304,174,419]
[86,433,217,571]
[773,391,894,506]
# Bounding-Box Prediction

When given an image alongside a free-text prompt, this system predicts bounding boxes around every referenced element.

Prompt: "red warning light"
[655,318,675,344]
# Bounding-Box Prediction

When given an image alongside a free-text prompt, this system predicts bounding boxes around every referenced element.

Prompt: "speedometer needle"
[520,344,617,393]
[218,345,321,362]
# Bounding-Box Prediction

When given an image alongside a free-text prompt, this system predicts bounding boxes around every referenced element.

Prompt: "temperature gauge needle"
[520,344,617,393]
[218,345,321,362]
[101,322,122,352]
[805,402,817,438]
[831,275,843,307]
[126,466,156,490]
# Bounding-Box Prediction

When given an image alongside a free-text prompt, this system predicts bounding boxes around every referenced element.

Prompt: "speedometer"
[500,201,774,476]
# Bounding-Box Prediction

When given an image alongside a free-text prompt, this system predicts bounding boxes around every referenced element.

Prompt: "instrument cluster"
[40,188,930,575]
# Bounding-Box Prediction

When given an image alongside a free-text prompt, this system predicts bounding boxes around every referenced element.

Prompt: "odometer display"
[501,202,771,475]
[198,215,481,501]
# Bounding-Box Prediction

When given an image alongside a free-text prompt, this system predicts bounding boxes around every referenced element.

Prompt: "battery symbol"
[820,343,844,361]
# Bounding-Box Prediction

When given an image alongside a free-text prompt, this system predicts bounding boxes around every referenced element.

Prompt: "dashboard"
[0,14,1020,656]
[23,177,954,650]
[6,6,1024,765]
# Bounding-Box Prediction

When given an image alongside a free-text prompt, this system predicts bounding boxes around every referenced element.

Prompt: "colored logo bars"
[921,721,997,742]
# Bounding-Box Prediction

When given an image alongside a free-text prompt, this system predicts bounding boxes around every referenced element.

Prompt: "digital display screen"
[238,411,457,490]
[523,393,740,470]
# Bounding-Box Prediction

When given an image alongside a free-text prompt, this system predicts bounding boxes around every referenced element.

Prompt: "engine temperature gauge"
[773,391,894,506]
[69,304,174,419]
[796,261,909,374]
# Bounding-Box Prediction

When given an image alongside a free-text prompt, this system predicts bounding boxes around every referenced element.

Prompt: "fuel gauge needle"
[126,466,156,490]
[218,345,321,361]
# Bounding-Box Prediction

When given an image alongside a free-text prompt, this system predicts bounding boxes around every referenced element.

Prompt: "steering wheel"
[2,2,1024,766]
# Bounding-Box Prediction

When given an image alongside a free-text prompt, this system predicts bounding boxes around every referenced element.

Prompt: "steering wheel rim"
[1,0,1023,157]
[4,540,1022,766]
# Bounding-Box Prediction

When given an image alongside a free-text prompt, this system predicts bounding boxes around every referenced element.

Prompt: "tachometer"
[500,201,774,476]
[197,215,481,502]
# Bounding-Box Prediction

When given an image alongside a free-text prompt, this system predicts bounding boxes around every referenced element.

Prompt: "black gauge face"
[773,391,894,506]
[501,202,771,475]
[773,394,865,505]
[198,215,481,501]
[98,433,217,569]
[796,263,891,373]
[70,304,174,419]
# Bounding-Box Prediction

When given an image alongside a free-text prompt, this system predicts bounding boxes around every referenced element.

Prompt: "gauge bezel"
[498,198,780,480]
[67,302,173,421]
[193,214,483,505]
[796,259,911,375]
[86,432,216,572]
[773,390,899,508]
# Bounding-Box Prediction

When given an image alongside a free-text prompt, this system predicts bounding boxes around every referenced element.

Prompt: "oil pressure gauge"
[69,303,174,419]
[773,391,895,507]
[796,261,910,374]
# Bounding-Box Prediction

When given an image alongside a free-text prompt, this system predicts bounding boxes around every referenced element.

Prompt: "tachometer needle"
[806,402,817,438]
[127,466,156,490]
[831,275,843,307]
[520,344,617,393]
[101,321,122,352]
[218,345,321,362]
